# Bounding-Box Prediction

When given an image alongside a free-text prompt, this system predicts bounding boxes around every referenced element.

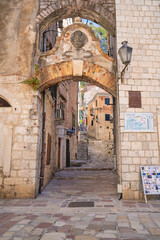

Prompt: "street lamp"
[118,41,133,81]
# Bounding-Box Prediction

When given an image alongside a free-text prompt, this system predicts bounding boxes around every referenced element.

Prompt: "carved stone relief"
[70,30,88,49]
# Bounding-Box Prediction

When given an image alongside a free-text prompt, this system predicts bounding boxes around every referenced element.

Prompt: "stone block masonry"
[116,0,160,199]
[0,78,41,198]
[38,0,116,36]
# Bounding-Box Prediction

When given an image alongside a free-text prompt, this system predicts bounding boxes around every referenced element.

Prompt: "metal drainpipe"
[116,67,123,200]
[113,96,116,170]
[39,90,46,194]
[77,82,79,157]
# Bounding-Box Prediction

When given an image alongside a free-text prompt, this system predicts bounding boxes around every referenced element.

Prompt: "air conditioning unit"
[55,108,63,120]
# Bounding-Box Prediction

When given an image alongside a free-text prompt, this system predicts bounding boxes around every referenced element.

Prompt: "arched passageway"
[39,61,116,98]
[38,23,116,97]
[36,0,116,36]
[37,22,118,194]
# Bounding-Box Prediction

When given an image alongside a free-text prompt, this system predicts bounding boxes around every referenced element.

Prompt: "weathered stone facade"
[88,93,113,141]
[0,0,160,199]
[38,23,116,97]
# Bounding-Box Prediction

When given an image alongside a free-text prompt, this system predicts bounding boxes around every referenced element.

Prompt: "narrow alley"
[0,169,160,240]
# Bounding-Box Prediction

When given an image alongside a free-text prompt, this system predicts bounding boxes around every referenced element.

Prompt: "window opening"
[105,98,110,105]
[105,114,110,121]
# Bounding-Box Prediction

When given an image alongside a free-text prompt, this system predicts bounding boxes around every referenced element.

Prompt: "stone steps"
[77,141,88,161]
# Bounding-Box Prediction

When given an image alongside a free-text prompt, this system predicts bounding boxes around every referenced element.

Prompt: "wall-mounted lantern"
[118,41,133,81]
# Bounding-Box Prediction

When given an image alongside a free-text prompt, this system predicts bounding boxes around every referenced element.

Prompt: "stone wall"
[0,0,40,198]
[116,0,160,199]
[42,90,56,188]
[0,80,40,198]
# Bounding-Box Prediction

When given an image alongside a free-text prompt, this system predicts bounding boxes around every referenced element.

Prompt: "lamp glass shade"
[118,41,132,65]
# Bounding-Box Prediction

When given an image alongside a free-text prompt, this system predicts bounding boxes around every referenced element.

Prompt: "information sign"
[140,166,160,203]
[125,113,154,132]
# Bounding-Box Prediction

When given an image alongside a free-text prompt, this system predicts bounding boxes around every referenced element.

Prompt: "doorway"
[66,139,70,167]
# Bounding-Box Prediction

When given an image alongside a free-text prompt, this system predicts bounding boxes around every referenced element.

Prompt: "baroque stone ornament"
[70,30,88,49]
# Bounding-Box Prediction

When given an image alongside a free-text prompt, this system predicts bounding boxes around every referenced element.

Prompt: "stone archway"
[38,23,116,98]
[39,61,116,98]
[36,0,116,36]
[37,22,118,194]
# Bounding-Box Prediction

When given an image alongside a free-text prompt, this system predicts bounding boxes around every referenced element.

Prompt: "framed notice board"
[140,166,160,203]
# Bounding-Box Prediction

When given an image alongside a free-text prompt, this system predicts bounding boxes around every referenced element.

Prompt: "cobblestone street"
[0,170,160,240]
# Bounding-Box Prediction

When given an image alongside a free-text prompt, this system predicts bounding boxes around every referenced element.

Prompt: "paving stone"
[13,238,23,240]
[95,232,116,238]
[58,224,72,233]
[118,227,137,234]
[36,222,52,228]
[0,238,11,240]
[75,236,97,240]
[148,228,160,235]
[0,170,160,240]
[30,228,44,236]
[18,219,31,224]
[87,223,102,231]
[0,228,10,234]
[55,221,66,227]
[40,232,66,240]
[3,231,15,237]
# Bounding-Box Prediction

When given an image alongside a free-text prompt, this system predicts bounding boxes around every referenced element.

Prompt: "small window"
[105,114,110,121]
[72,112,75,129]
[96,100,98,107]
[91,120,94,126]
[105,98,110,105]
[60,101,65,120]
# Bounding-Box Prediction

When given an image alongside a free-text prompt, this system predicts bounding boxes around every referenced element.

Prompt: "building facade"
[88,93,113,141]
[0,0,160,199]
[40,81,78,190]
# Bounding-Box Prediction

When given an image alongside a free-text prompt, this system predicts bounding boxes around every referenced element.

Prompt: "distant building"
[78,83,107,126]
[88,93,113,141]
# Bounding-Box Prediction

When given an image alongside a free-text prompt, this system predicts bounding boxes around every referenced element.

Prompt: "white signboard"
[140,166,160,203]
[125,113,154,132]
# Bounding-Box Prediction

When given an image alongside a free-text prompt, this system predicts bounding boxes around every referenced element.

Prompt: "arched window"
[0,97,11,107]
